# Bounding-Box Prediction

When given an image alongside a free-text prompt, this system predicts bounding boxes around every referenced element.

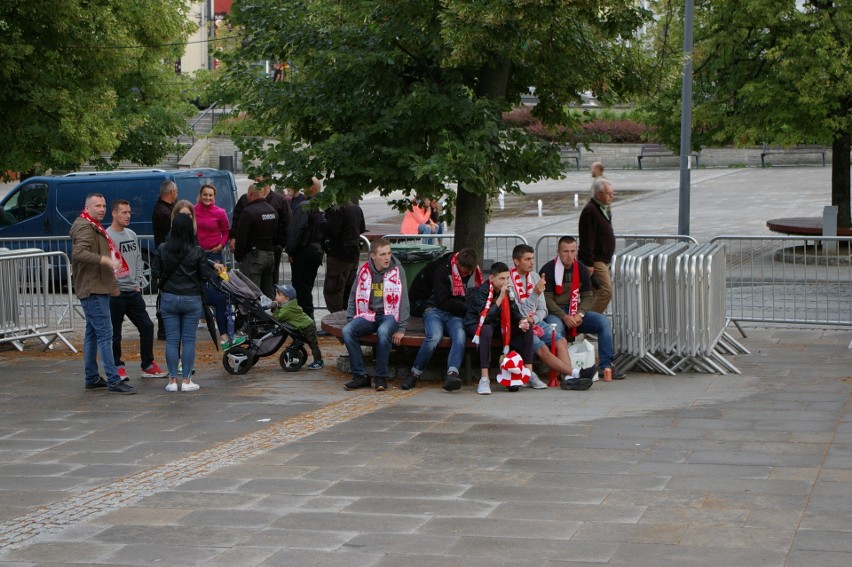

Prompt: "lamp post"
[678,0,694,236]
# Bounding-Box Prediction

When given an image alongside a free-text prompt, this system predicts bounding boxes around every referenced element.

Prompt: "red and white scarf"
[509,267,532,301]
[354,261,402,321]
[554,259,581,339]
[80,210,129,279]
[472,283,511,355]
[450,253,482,296]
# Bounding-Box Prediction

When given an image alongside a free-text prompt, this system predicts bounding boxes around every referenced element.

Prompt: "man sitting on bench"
[342,238,409,392]
[401,248,482,392]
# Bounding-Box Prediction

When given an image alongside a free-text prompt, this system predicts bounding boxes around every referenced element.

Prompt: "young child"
[271,284,324,369]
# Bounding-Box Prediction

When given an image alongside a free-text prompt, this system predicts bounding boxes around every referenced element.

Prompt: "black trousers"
[290,246,324,320]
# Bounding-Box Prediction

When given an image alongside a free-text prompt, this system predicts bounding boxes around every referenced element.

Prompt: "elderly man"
[70,193,136,394]
[578,177,615,314]
[233,184,278,298]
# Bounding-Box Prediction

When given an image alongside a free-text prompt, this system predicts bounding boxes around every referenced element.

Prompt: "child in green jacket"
[271,284,324,369]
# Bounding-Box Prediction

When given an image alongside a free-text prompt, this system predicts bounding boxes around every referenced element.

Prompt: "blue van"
[0,168,238,290]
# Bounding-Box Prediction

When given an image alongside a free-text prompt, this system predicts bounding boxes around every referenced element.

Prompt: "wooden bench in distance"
[761,143,826,167]
[637,144,701,170]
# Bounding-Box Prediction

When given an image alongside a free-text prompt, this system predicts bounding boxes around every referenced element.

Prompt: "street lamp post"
[678,0,694,236]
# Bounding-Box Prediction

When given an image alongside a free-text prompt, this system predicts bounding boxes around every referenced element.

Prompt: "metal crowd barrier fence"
[380,233,528,269]
[0,249,76,352]
[534,234,698,270]
[709,235,852,329]
[612,241,748,375]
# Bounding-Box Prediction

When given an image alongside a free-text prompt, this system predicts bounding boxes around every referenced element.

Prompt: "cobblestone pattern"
[0,389,413,552]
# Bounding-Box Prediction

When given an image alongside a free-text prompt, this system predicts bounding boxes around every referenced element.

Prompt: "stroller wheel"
[223,346,253,375]
[279,345,308,372]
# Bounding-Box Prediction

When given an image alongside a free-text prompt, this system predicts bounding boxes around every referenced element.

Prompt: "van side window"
[0,182,48,226]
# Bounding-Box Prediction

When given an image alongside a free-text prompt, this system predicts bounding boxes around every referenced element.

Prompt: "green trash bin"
[390,243,447,284]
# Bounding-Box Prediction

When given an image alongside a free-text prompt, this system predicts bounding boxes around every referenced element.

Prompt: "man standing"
[152,180,178,340]
[70,193,136,394]
[510,244,597,389]
[323,197,366,313]
[233,184,278,298]
[286,177,325,319]
[578,177,615,314]
[107,200,168,381]
[401,248,481,392]
[342,238,409,392]
[540,236,625,383]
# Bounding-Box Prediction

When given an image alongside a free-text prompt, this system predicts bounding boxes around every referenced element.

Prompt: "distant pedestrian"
[70,193,136,394]
[286,177,324,319]
[106,200,167,381]
[590,161,605,179]
[578,177,615,314]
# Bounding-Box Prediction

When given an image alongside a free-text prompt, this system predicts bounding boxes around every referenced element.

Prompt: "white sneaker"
[477,378,492,395]
[165,382,178,392]
[181,381,200,392]
[526,372,548,389]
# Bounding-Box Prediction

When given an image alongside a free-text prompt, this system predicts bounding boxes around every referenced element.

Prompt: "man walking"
[578,177,615,313]
[233,184,278,298]
[106,200,168,381]
[70,193,136,394]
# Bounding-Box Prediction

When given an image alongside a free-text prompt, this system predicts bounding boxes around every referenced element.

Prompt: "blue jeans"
[412,308,466,375]
[160,292,203,378]
[81,294,120,387]
[342,315,399,378]
[544,311,614,369]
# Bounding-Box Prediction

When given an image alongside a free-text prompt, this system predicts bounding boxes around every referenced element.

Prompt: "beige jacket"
[69,217,119,299]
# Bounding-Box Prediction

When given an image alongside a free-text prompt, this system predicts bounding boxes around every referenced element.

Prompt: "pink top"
[194,202,230,251]
[400,205,432,234]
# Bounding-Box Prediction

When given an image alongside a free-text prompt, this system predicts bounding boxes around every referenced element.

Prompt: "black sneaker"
[108,382,136,395]
[611,368,627,380]
[579,365,599,380]
[374,376,387,392]
[343,374,371,391]
[401,372,418,391]
[85,377,109,390]
[561,376,593,391]
[442,372,461,392]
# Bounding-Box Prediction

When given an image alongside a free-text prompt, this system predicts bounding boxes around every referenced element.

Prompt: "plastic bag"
[568,339,598,381]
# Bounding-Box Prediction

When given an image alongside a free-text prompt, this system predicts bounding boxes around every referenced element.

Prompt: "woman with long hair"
[400,196,438,242]
[152,214,216,392]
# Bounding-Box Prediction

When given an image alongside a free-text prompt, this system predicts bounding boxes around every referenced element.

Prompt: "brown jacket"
[70,217,119,299]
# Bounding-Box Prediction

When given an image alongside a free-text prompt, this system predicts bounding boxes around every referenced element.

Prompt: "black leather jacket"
[152,243,214,296]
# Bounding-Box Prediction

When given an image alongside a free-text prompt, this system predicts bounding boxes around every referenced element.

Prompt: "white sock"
[571,368,581,378]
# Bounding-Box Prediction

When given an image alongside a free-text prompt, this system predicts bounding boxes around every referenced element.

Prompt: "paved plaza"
[1,166,851,566]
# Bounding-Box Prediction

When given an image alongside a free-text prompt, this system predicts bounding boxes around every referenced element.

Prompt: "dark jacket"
[233,199,278,261]
[152,199,174,247]
[324,201,365,263]
[409,252,476,317]
[229,191,291,250]
[463,281,523,329]
[578,198,615,266]
[152,243,213,296]
[286,196,325,256]
[538,258,594,317]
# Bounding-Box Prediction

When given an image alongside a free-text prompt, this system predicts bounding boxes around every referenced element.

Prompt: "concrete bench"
[637,144,701,170]
[761,143,826,167]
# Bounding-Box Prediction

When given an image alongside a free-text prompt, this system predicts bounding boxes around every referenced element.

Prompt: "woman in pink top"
[400,197,438,242]
[194,184,230,262]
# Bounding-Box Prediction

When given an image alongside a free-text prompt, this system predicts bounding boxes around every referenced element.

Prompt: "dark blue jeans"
[81,294,120,387]
[342,315,399,378]
[110,290,155,370]
[544,311,614,369]
[412,308,466,374]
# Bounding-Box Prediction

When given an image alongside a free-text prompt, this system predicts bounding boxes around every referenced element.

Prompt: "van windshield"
[0,182,48,227]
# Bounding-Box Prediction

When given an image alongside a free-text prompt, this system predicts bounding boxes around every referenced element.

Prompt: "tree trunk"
[453,183,488,262]
[831,132,851,228]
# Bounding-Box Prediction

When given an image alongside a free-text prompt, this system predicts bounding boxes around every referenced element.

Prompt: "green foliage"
[219,0,650,242]
[0,0,196,175]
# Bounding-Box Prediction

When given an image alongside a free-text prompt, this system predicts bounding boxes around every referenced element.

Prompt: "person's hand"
[392,331,405,346]
[496,285,508,304]
[563,313,581,329]
[288,255,294,264]
[518,319,530,332]
[229,239,236,253]
[534,275,546,295]
[110,289,120,297]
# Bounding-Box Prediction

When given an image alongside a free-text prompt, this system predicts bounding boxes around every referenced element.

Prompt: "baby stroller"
[208,268,311,375]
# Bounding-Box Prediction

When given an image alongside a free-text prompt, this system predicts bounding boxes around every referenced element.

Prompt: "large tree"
[0,0,196,176]
[644,0,852,226]
[219,0,649,256]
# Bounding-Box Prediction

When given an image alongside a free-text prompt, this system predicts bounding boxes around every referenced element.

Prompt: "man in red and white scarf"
[342,238,409,392]
[70,193,136,394]
[511,244,596,389]
[464,262,533,395]
[540,235,624,384]
[401,248,481,392]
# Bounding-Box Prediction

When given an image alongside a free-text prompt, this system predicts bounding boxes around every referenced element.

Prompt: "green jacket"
[271,300,313,329]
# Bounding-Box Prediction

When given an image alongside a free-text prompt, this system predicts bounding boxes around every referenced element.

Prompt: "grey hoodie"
[346,254,409,333]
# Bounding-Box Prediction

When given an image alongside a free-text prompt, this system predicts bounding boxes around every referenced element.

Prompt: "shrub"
[502,106,654,144]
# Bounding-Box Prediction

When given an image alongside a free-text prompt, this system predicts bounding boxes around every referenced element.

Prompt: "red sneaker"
[141,362,168,378]
[117,367,129,382]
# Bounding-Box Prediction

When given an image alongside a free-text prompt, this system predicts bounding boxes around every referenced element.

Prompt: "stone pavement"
[1,166,851,566]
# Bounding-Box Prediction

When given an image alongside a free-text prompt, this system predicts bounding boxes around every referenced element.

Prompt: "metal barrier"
[381,233,528,269]
[710,235,852,328]
[612,241,748,375]
[534,234,698,268]
[0,250,76,352]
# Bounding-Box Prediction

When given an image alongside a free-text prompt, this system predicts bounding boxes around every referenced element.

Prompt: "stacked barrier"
[612,241,747,375]
[0,250,76,352]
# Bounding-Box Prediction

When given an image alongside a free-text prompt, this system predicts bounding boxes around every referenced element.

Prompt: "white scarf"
[354,261,402,321]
